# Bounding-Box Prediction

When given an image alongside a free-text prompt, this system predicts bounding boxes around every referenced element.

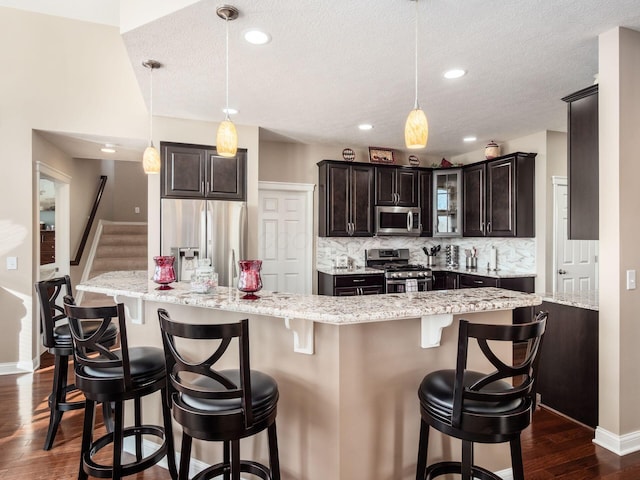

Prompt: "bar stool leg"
[160,389,178,480]
[179,434,192,480]
[510,436,525,480]
[112,401,124,480]
[79,400,95,480]
[134,397,143,461]
[461,440,473,480]
[416,419,429,480]
[223,441,231,480]
[44,354,68,450]
[268,422,281,480]
[230,439,241,480]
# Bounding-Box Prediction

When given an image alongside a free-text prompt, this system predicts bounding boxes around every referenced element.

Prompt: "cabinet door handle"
[473,280,484,284]
[480,222,485,233]
[407,211,413,231]
[487,222,492,233]
[353,279,365,283]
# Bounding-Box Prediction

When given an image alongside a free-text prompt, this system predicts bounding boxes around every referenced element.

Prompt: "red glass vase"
[153,255,176,290]
[237,260,263,300]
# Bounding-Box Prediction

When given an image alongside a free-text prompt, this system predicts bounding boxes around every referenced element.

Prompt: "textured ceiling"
[24,0,640,159]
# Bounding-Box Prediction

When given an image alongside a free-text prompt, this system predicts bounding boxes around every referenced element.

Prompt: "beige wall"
[598,27,640,437]
[1,7,149,367]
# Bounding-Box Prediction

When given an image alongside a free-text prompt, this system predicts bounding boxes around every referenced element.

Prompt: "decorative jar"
[484,140,501,159]
[153,255,176,290]
[191,259,218,294]
[237,260,263,300]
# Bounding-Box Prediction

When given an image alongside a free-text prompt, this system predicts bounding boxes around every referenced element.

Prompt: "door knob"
[558,269,567,275]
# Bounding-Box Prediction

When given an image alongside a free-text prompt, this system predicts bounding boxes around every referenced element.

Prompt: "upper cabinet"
[433,169,462,237]
[563,85,598,240]
[374,166,418,206]
[161,141,247,200]
[462,152,536,237]
[418,169,433,237]
[318,160,374,237]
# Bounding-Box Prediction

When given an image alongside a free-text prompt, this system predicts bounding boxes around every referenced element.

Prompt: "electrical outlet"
[627,270,636,290]
[6,256,17,270]
[134,206,140,214]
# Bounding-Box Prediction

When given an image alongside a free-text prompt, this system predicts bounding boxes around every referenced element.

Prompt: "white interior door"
[258,182,314,294]
[553,177,598,293]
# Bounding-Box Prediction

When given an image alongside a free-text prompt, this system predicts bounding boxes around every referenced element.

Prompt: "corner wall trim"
[594,427,640,456]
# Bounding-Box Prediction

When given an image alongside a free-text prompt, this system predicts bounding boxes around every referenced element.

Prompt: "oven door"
[385,277,432,293]
[375,206,421,236]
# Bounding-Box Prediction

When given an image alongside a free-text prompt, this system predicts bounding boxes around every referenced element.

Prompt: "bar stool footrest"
[83,425,168,478]
[194,460,271,480]
[425,461,503,480]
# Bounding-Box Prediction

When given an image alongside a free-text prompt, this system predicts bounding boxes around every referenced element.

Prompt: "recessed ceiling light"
[463,136,477,142]
[223,107,238,115]
[244,29,271,45]
[444,69,467,79]
[101,144,116,153]
[358,124,373,131]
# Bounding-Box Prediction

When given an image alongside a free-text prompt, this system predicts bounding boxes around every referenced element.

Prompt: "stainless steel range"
[365,248,433,293]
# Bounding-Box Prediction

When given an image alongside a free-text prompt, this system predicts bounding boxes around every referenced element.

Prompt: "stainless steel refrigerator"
[161,199,247,287]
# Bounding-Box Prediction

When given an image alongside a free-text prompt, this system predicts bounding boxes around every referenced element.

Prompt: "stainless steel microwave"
[375,206,422,236]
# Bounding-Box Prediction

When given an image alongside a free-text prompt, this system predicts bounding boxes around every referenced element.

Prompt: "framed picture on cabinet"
[368,147,395,164]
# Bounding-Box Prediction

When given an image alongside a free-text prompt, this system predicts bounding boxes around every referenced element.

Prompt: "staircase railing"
[71,175,107,266]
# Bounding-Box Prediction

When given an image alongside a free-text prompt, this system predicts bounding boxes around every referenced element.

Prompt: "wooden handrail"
[71,175,107,266]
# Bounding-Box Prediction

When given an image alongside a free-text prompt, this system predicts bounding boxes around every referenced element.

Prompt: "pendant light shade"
[216,5,239,158]
[405,0,428,149]
[142,60,161,174]
[405,108,429,149]
[216,119,238,157]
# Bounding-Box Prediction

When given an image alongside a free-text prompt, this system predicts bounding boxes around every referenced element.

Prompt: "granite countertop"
[540,290,599,311]
[430,266,536,279]
[78,271,542,325]
[316,266,384,276]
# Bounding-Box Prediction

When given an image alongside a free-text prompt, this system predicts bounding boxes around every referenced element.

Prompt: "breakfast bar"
[78,271,542,480]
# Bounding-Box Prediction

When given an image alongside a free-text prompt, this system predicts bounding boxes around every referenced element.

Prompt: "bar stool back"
[64,298,178,480]
[416,311,547,480]
[158,308,280,480]
[34,275,117,450]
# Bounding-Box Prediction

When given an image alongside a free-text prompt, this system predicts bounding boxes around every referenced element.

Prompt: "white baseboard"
[0,362,33,376]
[594,426,640,456]
[125,437,512,480]
[123,437,210,477]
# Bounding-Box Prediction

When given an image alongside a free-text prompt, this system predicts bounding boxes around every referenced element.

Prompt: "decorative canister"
[191,259,218,294]
[237,260,263,300]
[152,255,176,290]
[484,141,501,159]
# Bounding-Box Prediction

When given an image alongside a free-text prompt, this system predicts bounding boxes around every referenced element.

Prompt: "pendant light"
[405,0,429,149]
[142,59,161,174]
[216,5,239,158]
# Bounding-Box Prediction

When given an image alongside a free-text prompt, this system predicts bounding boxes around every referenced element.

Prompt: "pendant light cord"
[413,0,419,110]
[149,65,154,147]
[225,15,230,121]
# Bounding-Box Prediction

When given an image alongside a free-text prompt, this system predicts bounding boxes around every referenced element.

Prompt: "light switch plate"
[627,269,636,290]
[6,256,17,270]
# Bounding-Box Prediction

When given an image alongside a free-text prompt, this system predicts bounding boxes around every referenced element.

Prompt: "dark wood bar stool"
[34,275,117,450]
[157,308,280,480]
[64,299,178,480]
[416,311,547,480]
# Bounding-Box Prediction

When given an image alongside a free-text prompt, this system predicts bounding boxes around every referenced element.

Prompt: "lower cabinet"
[433,271,534,324]
[537,301,598,428]
[318,272,385,296]
[40,230,55,265]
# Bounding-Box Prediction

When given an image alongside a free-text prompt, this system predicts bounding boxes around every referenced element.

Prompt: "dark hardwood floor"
[3,354,640,479]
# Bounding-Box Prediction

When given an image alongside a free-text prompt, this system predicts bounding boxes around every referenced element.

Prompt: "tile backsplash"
[317,236,536,273]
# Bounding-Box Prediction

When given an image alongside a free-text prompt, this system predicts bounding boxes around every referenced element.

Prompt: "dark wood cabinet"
[40,230,55,265]
[418,169,433,236]
[458,273,498,288]
[375,166,418,207]
[537,301,598,427]
[462,152,536,237]
[318,272,385,296]
[432,271,458,290]
[563,85,599,240]
[462,163,485,237]
[318,161,374,237]
[161,142,246,200]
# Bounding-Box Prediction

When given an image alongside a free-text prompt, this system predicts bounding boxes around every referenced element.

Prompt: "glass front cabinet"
[433,169,462,237]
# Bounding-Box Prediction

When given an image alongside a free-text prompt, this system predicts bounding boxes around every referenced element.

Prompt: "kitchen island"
[78,271,542,480]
